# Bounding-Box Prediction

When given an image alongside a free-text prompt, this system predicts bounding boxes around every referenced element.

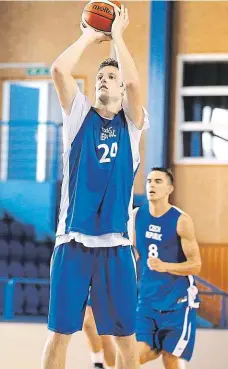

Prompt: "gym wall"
[0,1,150,194]
[171,1,228,289]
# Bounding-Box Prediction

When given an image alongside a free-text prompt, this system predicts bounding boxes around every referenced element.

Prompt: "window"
[175,55,228,163]
[0,78,85,181]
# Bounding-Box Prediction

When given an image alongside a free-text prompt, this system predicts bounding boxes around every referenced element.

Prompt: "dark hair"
[151,167,174,185]
[98,58,119,71]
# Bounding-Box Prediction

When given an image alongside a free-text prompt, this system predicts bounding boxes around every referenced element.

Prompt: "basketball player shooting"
[133,168,202,369]
[41,3,149,369]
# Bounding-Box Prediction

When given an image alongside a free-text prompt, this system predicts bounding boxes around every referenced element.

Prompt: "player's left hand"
[80,22,111,43]
[147,257,167,273]
[112,5,129,40]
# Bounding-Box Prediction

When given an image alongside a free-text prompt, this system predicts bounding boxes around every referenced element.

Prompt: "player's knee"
[138,342,160,364]
[162,351,179,368]
[138,342,149,364]
[139,353,147,365]
[114,334,137,354]
[47,331,71,351]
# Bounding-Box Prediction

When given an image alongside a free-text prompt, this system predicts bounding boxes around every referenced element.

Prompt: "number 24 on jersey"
[98,142,118,163]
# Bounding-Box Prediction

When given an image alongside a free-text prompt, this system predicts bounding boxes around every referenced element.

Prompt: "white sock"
[90,351,104,364]
[105,367,114,369]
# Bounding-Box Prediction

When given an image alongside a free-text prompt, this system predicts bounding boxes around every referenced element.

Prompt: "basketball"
[82,0,121,34]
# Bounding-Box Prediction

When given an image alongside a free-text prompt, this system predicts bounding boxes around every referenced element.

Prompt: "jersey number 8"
[148,244,158,258]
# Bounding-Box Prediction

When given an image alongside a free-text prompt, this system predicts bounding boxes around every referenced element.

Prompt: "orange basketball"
[82,0,121,34]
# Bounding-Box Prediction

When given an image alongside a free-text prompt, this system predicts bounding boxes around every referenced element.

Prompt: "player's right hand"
[112,5,129,40]
[147,257,168,273]
[80,22,111,43]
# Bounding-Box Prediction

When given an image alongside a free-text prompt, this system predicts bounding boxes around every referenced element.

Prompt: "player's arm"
[167,213,202,275]
[112,6,144,129]
[148,213,202,276]
[51,25,110,115]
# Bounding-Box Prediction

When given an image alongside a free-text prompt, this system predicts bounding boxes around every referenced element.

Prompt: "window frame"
[0,77,85,181]
[175,54,228,164]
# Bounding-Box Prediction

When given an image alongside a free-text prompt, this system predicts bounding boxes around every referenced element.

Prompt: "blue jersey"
[56,91,150,239]
[135,204,199,311]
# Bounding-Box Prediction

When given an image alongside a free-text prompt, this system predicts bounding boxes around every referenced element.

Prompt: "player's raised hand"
[147,257,167,273]
[112,5,129,40]
[80,22,111,43]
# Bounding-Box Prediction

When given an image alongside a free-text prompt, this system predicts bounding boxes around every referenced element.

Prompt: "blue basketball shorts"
[48,241,137,336]
[136,304,197,361]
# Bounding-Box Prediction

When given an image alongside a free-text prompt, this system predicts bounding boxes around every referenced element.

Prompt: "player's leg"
[162,352,181,369]
[41,241,92,369]
[83,305,104,368]
[136,309,161,364]
[114,335,139,369]
[160,306,196,368]
[115,349,124,369]
[83,306,102,352]
[83,301,116,368]
[137,341,160,364]
[101,335,116,368]
[91,246,139,369]
[41,332,71,369]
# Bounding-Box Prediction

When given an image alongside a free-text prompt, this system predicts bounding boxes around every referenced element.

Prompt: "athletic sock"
[90,351,104,367]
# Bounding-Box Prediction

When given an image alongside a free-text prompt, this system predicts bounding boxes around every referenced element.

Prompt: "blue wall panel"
[146,1,173,175]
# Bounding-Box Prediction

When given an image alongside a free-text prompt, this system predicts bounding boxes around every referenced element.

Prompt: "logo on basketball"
[92,5,112,14]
